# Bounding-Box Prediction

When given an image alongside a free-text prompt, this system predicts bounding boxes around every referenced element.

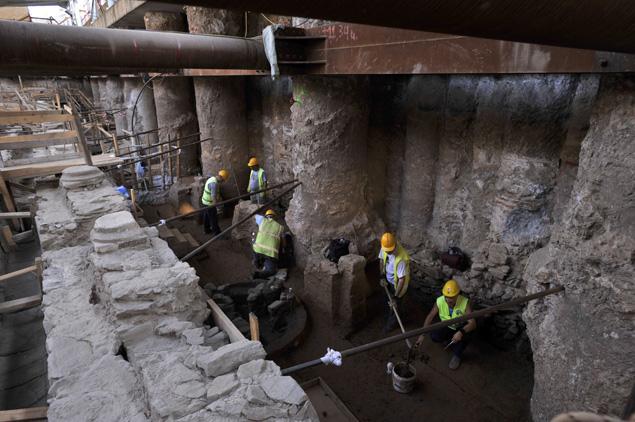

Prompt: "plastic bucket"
[392,362,416,393]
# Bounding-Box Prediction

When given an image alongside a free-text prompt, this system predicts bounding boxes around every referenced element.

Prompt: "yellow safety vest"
[436,295,469,330]
[201,176,220,206]
[381,243,410,297]
[253,218,283,259]
[247,168,266,193]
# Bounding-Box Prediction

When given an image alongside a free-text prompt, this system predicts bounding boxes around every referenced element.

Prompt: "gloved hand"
[380,279,388,288]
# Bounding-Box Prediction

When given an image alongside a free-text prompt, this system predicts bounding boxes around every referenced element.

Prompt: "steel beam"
[301,24,635,74]
[0,20,269,75]
[158,0,635,54]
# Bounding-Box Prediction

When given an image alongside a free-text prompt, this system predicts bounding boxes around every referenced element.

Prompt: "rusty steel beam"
[158,0,635,54]
[0,20,269,75]
[300,24,635,74]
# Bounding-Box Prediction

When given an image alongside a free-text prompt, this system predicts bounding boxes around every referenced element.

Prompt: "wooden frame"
[0,406,48,422]
[0,257,44,315]
[206,298,246,343]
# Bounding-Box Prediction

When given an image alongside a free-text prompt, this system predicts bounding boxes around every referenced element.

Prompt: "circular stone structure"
[60,165,105,190]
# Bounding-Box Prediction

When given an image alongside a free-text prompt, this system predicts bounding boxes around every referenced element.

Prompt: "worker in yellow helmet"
[378,232,410,333]
[247,157,267,205]
[252,209,285,278]
[415,279,476,370]
[201,169,228,235]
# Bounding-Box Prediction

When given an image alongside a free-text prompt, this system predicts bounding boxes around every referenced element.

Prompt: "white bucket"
[391,362,416,393]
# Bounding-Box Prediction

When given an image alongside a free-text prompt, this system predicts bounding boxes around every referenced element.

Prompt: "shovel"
[383,283,412,349]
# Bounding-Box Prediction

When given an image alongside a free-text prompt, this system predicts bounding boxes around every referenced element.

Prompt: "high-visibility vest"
[253,218,284,259]
[247,168,266,193]
[381,242,411,297]
[436,294,469,330]
[201,176,220,206]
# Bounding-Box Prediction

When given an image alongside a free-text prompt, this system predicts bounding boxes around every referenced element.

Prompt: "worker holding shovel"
[378,232,411,337]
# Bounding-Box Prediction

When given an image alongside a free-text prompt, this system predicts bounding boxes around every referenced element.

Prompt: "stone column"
[122,77,159,145]
[397,75,446,247]
[186,7,249,192]
[286,76,384,261]
[144,11,200,176]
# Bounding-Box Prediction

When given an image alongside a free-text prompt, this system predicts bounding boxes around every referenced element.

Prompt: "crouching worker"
[252,209,285,278]
[415,279,476,370]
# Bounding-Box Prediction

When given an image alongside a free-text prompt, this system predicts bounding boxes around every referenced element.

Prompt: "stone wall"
[36,166,317,421]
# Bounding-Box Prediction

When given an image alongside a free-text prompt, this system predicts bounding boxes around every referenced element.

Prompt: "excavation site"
[0,3,633,422]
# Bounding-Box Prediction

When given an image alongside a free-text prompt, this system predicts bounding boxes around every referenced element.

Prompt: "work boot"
[449,355,461,370]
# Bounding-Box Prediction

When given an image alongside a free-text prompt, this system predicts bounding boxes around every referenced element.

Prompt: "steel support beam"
[0,20,269,76]
[159,0,635,54]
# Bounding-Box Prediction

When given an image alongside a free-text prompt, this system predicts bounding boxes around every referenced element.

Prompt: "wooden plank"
[0,294,42,314]
[3,153,80,167]
[249,312,260,342]
[7,181,35,193]
[301,378,359,422]
[182,232,199,248]
[171,228,186,243]
[0,173,19,229]
[0,264,36,283]
[207,298,246,343]
[71,110,93,166]
[0,154,122,179]
[1,225,16,251]
[0,406,48,421]
[0,130,78,148]
[0,112,74,125]
[0,212,31,219]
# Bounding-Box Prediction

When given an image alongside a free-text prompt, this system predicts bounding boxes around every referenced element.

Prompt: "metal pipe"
[180,182,301,262]
[159,0,635,53]
[0,20,269,74]
[116,132,201,157]
[150,179,299,226]
[103,137,212,172]
[281,286,565,375]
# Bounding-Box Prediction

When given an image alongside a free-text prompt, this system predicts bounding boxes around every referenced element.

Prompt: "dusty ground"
[144,205,533,421]
[275,270,533,422]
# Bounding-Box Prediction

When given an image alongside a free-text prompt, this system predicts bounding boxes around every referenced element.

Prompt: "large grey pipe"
[0,20,269,75]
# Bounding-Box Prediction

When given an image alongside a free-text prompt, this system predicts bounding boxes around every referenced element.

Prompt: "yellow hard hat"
[218,169,229,181]
[265,209,276,217]
[442,279,460,298]
[248,157,258,167]
[381,232,396,252]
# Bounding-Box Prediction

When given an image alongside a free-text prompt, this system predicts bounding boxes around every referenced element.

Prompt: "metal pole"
[103,137,213,173]
[150,179,299,226]
[281,286,565,375]
[0,20,269,74]
[180,182,301,262]
[383,284,412,349]
[116,132,200,157]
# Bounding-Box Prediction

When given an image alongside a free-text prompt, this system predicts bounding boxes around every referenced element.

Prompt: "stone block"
[182,328,205,346]
[489,265,511,280]
[303,255,340,322]
[336,254,368,332]
[236,359,281,382]
[206,373,240,402]
[196,340,266,377]
[90,211,148,253]
[155,318,196,337]
[205,330,229,349]
[231,200,260,241]
[488,243,508,265]
[60,165,105,190]
[260,375,307,405]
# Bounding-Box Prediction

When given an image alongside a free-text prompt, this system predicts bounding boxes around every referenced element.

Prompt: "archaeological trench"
[0,8,634,422]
